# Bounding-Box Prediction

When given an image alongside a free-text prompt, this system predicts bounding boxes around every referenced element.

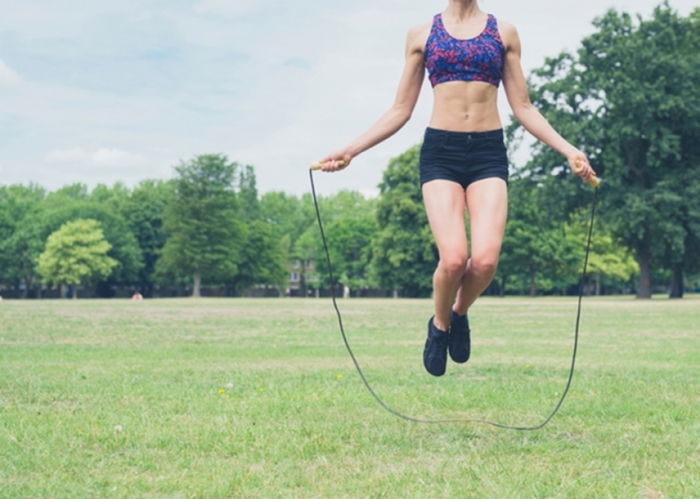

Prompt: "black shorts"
[419,127,509,189]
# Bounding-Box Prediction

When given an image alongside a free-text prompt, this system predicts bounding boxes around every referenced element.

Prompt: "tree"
[511,3,700,298]
[40,192,143,292]
[233,220,288,294]
[238,164,260,222]
[37,219,117,299]
[497,178,582,296]
[121,179,172,296]
[0,184,46,297]
[298,191,378,296]
[231,167,288,294]
[159,154,244,297]
[371,146,435,297]
[322,208,378,295]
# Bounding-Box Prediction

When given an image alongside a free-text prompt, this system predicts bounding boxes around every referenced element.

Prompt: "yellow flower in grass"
[217,388,226,394]
[336,374,344,380]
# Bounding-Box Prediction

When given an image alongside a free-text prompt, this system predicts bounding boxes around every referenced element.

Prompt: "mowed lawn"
[0,296,698,497]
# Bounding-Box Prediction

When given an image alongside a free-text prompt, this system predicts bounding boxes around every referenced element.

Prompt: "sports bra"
[424,13,505,88]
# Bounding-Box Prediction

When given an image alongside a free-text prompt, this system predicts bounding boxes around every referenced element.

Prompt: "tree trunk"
[61,284,68,299]
[73,286,78,299]
[529,269,537,297]
[393,288,399,299]
[300,260,307,298]
[669,264,684,299]
[595,276,601,296]
[343,285,350,299]
[637,250,652,299]
[193,270,202,297]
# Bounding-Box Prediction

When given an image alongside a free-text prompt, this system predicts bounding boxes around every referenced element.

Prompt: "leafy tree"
[298,191,378,296]
[261,192,311,245]
[233,220,287,294]
[238,164,260,221]
[582,232,638,295]
[90,182,130,214]
[0,184,46,296]
[39,193,143,291]
[371,146,435,297]
[261,191,322,296]
[37,219,117,299]
[322,209,378,294]
[231,167,288,294]
[159,154,244,297]
[497,178,581,296]
[121,180,172,296]
[510,3,700,298]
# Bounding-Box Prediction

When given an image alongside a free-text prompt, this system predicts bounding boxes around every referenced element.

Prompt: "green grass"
[1,296,698,497]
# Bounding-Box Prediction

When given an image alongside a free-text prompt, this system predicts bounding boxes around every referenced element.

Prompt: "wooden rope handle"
[310,160,347,171]
[573,159,601,188]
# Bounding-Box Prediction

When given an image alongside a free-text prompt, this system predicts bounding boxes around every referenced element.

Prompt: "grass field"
[1,296,698,497]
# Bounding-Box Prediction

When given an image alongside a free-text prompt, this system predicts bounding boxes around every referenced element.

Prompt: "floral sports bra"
[424,13,505,88]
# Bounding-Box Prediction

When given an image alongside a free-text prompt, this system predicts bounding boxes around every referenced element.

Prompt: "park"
[1,296,698,495]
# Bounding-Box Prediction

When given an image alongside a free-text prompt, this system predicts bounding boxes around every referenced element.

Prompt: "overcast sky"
[1,1,696,196]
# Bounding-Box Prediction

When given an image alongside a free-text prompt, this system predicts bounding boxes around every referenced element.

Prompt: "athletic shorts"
[419,127,509,189]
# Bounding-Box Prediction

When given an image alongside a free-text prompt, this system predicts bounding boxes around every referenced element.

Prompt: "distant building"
[287,259,317,297]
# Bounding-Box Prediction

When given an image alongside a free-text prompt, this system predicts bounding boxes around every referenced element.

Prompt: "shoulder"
[494,18,520,50]
[406,18,434,51]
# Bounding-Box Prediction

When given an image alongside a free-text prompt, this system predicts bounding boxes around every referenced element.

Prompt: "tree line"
[0,2,697,299]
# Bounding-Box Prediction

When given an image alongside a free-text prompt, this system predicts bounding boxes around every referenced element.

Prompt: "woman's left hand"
[567,150,597,184]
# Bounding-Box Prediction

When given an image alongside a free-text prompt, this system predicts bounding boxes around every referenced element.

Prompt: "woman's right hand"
[316,150,353,172]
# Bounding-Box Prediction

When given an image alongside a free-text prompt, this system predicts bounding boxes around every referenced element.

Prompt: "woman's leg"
[422,180,469,332]
[453,177,508,314]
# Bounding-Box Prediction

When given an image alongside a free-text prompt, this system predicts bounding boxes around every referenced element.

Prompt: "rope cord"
[310,168,598,429]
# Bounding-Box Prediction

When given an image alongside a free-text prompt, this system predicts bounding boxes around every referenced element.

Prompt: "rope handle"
[310,160,347,171]
[572,159,601,188]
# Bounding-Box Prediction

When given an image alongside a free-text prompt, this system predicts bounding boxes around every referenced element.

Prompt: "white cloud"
[193,0,258,17]
[45,147,145,167]
[0,59,21,87]
[44,147,90,163]
[92,148,146,166]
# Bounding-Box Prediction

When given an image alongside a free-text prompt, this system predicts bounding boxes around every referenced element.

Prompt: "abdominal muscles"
[430,81,502,132]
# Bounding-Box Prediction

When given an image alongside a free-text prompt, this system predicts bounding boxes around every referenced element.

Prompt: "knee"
[470,255,499,280]
[439,251,468,276]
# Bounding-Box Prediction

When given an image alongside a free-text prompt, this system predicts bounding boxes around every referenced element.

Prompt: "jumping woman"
[317,0,596,377]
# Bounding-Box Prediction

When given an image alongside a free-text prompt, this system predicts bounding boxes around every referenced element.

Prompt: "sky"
[1,0,697,197]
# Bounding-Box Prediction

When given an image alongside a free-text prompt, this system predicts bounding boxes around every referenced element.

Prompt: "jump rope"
[309,160,599,430]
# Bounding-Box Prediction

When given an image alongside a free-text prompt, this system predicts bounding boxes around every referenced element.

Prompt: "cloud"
[0,59,21,87]
[45,147,146,167]
[193,0,259,18]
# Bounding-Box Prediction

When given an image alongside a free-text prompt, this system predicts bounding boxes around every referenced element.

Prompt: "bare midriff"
[429,80,501,132]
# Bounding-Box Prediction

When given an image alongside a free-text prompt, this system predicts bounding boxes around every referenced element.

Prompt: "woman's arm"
[318,24,427,172]
[500,22,596,183]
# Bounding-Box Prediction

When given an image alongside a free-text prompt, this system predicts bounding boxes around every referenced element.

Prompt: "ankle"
[432,317,449,332]
[451,306,468,317]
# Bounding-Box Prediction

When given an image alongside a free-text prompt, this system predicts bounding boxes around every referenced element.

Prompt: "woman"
[317,0,596,377]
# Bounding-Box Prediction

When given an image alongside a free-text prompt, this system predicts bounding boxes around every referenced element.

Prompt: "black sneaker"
[423,316,449,376]
[448,310,471,363]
